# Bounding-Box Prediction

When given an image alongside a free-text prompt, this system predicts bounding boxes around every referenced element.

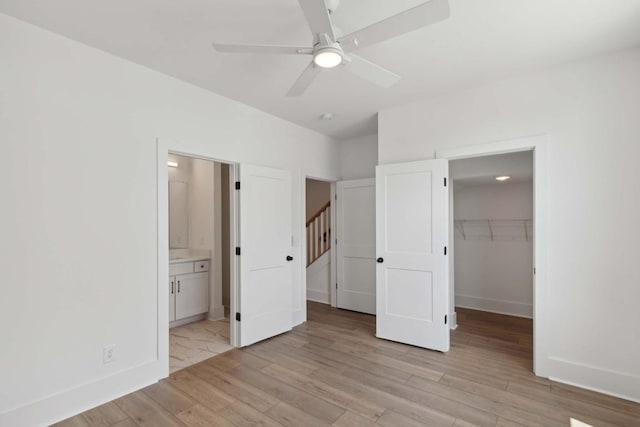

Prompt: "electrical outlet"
[103,345,116,364]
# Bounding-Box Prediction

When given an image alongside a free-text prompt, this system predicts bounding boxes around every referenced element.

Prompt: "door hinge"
[444,177,447,187]
[444,314,448,325]
[444,246,447,255]
[335,194,337,200]
[235,312,241,322]
[336,283,338,289]
[235,247,241,256]
[235,181,240,190]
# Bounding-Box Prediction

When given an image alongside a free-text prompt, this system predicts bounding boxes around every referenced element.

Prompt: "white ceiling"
[451,151,532,188]
[2,0,640,139]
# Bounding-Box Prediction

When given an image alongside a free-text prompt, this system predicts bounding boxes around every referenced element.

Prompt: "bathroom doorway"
[167,153,235,373]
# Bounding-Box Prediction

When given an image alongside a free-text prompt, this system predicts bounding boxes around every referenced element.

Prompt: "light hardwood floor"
[55,302,640,427]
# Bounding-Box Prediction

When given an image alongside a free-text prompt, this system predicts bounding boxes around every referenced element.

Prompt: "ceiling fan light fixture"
[314,48,343,68]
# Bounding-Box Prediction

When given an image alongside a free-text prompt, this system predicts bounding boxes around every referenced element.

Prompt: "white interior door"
[239,164,293,346]
[336,178,376,314]
[376,159,450,352]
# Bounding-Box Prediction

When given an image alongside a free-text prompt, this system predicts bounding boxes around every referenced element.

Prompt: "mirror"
[169,181,189,249]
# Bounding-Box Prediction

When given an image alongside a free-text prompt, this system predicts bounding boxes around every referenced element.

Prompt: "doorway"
[304,177,377,316]
[372,135,547,374]
[167,153,234,373]
[305,178,333,305]
[450,151,534,364]
[436,134,548,375]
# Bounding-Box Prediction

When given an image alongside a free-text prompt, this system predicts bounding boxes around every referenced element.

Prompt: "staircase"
[306,202,331,266]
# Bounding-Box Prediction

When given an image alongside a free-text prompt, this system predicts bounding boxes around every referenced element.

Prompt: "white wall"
[338,133,378,180]
[0,14,339,426]
[454,182,533,317]
[188,157,214,253]
[306,251,331,304]
[379,48,640,402]
[187,157,225,320]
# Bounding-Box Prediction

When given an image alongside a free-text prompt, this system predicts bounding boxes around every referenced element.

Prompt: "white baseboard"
[0,361,162,427]
[208,305,225,321]
[455,294,532,318]
[547,357,640,404]
[307,290,330,304]
[169,313,207,328]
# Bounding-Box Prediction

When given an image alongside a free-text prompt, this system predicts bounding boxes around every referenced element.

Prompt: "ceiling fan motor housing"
[313,33,344,68]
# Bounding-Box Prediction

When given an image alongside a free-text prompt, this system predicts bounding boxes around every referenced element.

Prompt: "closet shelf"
[455,219,533,241]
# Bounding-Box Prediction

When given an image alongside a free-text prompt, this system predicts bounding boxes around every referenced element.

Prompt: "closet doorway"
[450,150,534,365]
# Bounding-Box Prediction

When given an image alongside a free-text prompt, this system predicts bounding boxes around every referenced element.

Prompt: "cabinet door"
[169,276,176,322]
[175,272,209,320]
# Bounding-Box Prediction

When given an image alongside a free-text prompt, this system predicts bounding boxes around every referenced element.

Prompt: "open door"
[376,159,450,351]
[336,178,376,314]
[239,164,293,346]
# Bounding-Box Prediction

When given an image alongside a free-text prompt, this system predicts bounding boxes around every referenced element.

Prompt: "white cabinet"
[169,260,209,325]
[175,272,209,319]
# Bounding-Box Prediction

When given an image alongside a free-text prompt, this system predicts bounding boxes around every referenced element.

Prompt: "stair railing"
[306,201,331,266]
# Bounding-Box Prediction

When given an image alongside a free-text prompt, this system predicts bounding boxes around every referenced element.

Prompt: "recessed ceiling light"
[320,113,334,121]
[168,161,178,168]
[496,175,511,181]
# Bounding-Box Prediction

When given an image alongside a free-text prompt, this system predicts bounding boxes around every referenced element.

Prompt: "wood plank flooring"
[55,303,640,427]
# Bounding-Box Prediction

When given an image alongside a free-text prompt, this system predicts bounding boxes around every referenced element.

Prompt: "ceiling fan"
[212,0,450,96]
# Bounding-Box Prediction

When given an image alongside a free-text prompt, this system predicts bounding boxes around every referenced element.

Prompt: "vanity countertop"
[169,256,210,264]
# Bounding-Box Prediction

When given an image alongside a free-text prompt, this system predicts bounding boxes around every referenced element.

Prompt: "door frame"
[156,139,241,378]
[301,175,337,312]
[435,134,548,376]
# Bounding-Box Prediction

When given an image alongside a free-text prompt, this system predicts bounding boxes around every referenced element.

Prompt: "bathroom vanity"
[169,256,210,327]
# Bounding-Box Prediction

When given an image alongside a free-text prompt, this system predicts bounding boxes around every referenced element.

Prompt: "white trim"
[455,295,533,318]
[0,361,162,427]
[329,182,337,307]
[436,133,548,377]
[170,313,208,328]
[207,306,226,321]
[294,169,306,326]
[229,163,239,347]
[156,138,170,377]
[307,290,331,304]
[548,358,640,404]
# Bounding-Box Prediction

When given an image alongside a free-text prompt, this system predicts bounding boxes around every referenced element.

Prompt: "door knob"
[286,256,294,261]
[377,257,384,263]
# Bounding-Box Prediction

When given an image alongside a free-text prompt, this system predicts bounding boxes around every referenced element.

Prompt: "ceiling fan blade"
[298,0,336,42]
[339,0,450,52]
[345,54,400,88]
[287,61,322,97]
[213,43,313,55]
